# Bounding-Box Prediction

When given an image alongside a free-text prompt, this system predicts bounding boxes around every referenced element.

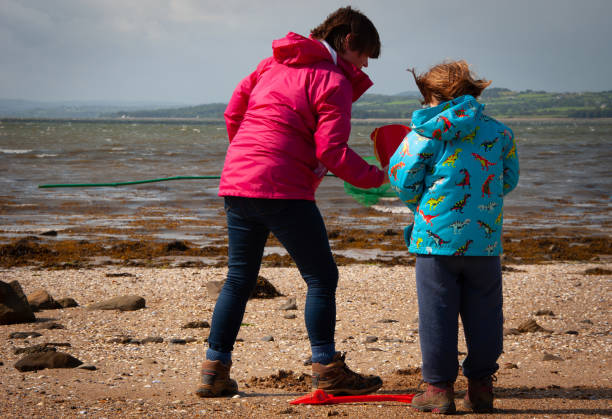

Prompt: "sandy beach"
[1,260,611,418]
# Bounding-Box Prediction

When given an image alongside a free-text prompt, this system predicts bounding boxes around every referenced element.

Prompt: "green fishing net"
[343,156,397,206]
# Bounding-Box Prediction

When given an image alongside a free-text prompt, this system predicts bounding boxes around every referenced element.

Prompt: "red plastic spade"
[290,389,414,405]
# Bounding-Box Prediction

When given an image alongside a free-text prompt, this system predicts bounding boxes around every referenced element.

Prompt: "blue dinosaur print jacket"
[388,95,519,256]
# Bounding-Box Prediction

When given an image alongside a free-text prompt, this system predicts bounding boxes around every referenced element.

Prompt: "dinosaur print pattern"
[453,239,473,256]
[442,148,462,167]
[424,195,445,210]
[456,168,471,189]
[387,94,519,256]
[472,153,496,171]
[451,194,470,213]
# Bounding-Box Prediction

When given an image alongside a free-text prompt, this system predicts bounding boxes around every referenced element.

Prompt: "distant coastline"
[2,89,611,120]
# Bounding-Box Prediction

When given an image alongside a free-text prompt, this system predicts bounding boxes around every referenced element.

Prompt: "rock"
[35,322,65,330]
[182,320,210,329]
[279,298,297,311]
[27,289,62,311]
[534,310,555,316]
[14,351,83,372]
[261,335,274,342]
[87,295,145,311]
[56,298,79,308]
[565,330,579,335]
[14,344,57,355]
[250,276,283,299]
[164,241,189,252]
[206,281,224,298]
[170,338,186,345]
[504,362,519,369]
[0,280,36,325]
[542,353,564,361]
[108,336,132,344]
[142,336,164,344]
[9,331,42,339]
[184,337,197,343]
[283,313,297,319]
[516,319,548,333]
[363,336,378,343]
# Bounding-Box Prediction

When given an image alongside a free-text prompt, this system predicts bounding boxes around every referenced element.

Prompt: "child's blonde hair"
[409,60,492,105]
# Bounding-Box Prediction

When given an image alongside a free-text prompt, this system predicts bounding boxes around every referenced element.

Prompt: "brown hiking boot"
[410,381,456,414]
[311,352,382,395]
[463,375,495,412]
[195,360,238,397]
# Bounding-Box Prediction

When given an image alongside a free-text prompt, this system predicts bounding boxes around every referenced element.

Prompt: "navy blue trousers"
[415,254,503,383]
[207,197,339,355]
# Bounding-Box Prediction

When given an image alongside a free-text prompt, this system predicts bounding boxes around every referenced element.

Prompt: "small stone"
[283,313,297,319]
[363,336,378,343]
[261,336,274,342]
[87,295,145,311]
[504,362,519,369]
[14,351,83,372]
[534,310,555,316]
[170,339,187,345]
[516,319,548,333]
[184,337,197,343]
[35,322,65,330]
[56,298,79,308]
[182,321,210,329]
[9,331,42,339]
[542,353,564,361]
[14,344,57,355]
[205,281,224,298]
[580,319,593,325]
[279,298,297,311]
[504,328,521,336]
[142,337,164,344]
[565,330,579,335]
[27,289,61,311]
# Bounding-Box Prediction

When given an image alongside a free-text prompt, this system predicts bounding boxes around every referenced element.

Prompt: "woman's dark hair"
[409,60,492,105]
[311,6,380,58]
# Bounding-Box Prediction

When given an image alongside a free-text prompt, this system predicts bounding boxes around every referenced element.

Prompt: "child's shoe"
[311,352,382,395]
[410,381,456,414]
[463,375,495,412]
[195,360,238,397]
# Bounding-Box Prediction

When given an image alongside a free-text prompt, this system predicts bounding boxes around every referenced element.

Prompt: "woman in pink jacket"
[197,7,387,398]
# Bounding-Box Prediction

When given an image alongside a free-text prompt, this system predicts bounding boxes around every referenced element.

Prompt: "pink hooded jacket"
[219,32,385,200]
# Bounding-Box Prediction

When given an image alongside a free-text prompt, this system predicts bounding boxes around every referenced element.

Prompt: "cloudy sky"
[1,0,611,104]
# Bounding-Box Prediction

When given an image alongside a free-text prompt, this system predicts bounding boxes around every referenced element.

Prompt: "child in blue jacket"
[388,60,519,414]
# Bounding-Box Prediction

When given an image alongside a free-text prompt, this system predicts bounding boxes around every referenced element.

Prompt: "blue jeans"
[415,255,503,383]
[207,197,339,361]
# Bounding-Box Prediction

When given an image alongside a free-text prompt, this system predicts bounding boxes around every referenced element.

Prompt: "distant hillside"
[2,90,611,119]
[0,99,191,118]
[105,89,612,120]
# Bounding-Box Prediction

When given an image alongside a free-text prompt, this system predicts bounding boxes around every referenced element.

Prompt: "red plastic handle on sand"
[290,389,414,405]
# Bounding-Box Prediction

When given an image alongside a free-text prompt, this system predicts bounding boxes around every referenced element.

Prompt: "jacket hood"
[410,95,484,141]
[272,32,372,102]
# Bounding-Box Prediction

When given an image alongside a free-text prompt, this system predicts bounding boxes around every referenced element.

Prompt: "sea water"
[0,118,610,243]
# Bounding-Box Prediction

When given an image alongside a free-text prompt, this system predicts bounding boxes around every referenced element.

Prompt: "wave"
[1,149,32,154]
